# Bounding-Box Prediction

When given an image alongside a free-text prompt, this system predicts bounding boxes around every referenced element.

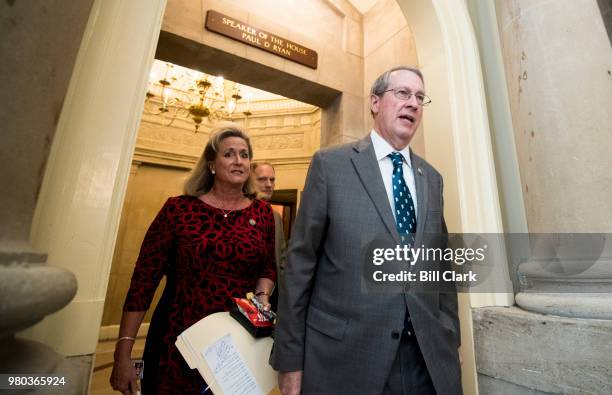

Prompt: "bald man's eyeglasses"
[378,88,432,106]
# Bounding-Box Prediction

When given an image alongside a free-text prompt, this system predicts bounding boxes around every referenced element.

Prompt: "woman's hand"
[111,312,146,394]
[110,348,139,394]
[254,277,275,312]
[257,293,271,311]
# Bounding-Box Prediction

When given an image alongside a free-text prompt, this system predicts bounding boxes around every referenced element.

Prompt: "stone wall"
[363,0,424,155]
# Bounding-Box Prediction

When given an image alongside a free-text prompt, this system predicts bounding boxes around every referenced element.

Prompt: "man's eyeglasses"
[378,88,432,106]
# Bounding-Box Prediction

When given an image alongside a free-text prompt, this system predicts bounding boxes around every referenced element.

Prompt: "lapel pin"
[249,218,256,226]
[417,167,423,176]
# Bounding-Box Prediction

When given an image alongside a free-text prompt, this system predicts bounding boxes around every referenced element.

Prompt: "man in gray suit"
[270,66,462,394]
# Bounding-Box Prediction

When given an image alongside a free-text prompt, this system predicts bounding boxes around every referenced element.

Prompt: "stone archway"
[395,1,514,393]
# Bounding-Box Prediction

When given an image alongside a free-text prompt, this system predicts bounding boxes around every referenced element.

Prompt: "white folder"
[175,311,278,395]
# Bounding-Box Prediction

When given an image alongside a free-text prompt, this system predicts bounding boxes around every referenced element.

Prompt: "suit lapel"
[411,151,429,247]
[351,136,401,244]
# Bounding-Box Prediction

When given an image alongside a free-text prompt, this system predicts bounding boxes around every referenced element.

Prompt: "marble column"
[0,0,90,382]
[20,0,167,358]
[495,0,612,319]
[468,2,612,393]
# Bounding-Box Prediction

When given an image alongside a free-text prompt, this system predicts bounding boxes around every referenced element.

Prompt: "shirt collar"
[370,129,412,168]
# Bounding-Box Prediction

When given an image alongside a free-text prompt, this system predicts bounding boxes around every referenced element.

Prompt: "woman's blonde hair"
[184,122,255,197]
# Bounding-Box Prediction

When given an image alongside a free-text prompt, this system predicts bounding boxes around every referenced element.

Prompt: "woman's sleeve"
[258,203,277,283]
[123,197,178,311]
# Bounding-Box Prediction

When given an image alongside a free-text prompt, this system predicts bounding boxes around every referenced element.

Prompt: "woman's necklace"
[208,193,242,218]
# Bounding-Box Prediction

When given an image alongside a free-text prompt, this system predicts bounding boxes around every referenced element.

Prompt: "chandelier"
[144,61,251,132]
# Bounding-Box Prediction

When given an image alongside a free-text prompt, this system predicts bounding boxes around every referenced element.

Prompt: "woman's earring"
[211,169,216,174]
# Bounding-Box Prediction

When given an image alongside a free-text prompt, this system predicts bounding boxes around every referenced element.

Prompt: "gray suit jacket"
[273,210,287,277]
[273,210,288,301]
[271,136,461,394]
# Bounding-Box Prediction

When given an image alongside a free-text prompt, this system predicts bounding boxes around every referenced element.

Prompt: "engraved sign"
[205,10,318,69]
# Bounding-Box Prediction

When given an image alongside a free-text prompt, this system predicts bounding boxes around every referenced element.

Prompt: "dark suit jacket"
[271,135,461,394]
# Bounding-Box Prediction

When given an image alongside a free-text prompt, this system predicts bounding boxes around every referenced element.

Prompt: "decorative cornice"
[234,101,318,117]
[141,107,320,132]
[135,107,320,168]
[133,146,198,169]
[133,144,313,169]
[251,134,304,150]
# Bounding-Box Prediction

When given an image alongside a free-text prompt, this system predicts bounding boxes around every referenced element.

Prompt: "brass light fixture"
[144,61,245,132]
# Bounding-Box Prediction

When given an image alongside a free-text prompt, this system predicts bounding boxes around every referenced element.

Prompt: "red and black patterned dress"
[123,195,276,395]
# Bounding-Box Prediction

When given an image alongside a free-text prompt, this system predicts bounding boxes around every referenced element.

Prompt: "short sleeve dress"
[123,195,276,394]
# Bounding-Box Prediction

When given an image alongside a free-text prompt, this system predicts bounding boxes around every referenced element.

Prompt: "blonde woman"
[111,123,276,395]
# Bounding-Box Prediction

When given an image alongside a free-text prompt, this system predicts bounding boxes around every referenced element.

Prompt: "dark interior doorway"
[269,188,298,241]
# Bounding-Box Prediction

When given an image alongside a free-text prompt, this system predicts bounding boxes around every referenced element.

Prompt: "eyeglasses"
[378,88,431,106]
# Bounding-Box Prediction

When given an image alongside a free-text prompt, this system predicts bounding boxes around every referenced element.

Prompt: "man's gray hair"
[369,66,424,96]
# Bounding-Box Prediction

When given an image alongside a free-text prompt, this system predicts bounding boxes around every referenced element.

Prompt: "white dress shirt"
[370,130,418,221]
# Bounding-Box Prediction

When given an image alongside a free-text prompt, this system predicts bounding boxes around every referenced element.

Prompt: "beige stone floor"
[90,338,145,395]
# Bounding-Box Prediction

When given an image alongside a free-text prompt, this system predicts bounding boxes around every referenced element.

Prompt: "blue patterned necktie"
[388,152,417,244]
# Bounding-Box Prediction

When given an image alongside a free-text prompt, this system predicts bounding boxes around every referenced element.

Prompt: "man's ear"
[370,94,379,115]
